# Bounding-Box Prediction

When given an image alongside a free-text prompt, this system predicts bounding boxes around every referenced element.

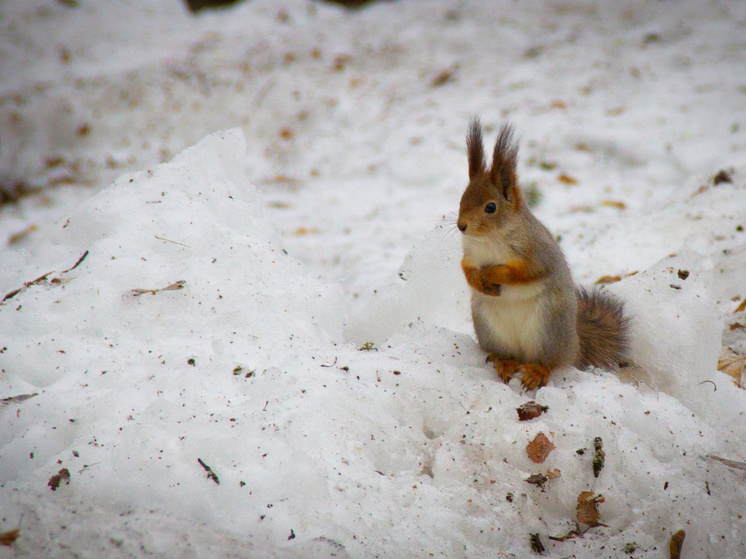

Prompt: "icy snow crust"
[1,0,746,558]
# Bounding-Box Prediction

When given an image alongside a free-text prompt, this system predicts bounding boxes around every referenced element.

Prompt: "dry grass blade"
[1,392,39,406]
[707,454,746,471]
[2,271,53,302]
[131,280,186,297]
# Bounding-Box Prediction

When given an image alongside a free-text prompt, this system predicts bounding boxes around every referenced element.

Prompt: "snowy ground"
[1,0,746,557]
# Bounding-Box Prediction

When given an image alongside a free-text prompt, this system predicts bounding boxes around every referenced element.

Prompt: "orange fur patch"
[481,260,538,285]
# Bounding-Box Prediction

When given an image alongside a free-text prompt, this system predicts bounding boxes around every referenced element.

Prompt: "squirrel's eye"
[484,202,497,214]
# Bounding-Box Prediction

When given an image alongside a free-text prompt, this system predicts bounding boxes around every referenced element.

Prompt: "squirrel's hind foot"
[486,355,521,383]
[487,355,550,390]
[517,363,550,390]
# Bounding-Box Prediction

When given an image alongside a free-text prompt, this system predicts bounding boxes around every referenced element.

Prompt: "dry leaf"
[669,529,686,559]
[294,227,320,236]
[431,68,455,87]
[558,173,578,185]
[517,401,548,421]
[550,100,567,109]
[525,473,549,490]
[713,170,732,185]
[596,275,622,285]
[546,469,561,479]
[717,347,745,388]
[734,299,746,314]
[48,468,71,491]
[0,529,19,547]
[526,432,555,464]
[577,491,605,526]
[600,200,626,210]
[9,224,37,245]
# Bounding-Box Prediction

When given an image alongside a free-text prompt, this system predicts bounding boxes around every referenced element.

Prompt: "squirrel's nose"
[457,221,467,233]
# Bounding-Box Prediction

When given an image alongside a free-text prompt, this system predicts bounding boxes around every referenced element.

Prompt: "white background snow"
[1,0,745,557]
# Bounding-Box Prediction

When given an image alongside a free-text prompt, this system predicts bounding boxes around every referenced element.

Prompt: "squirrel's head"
[457,119,523,237]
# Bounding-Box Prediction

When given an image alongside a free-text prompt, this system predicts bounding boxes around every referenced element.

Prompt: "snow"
[1,0,746,557]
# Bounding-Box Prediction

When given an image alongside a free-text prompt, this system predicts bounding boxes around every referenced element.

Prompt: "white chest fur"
[471,285,546,361]
[463,234,547,361]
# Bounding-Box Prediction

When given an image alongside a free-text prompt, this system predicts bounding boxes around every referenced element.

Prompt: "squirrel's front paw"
[481,281,501,296]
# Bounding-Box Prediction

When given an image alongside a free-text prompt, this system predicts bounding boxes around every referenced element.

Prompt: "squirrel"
[457,119,629,390]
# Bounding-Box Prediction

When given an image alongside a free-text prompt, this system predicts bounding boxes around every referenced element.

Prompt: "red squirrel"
[457,119,629,389]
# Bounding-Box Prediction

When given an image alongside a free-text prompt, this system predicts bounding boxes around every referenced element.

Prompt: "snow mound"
[345,225,471,345]
[1,130,745,559]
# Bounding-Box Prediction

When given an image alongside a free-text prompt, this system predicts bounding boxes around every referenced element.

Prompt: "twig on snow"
[61,250,89,273]
[197,458,220,485]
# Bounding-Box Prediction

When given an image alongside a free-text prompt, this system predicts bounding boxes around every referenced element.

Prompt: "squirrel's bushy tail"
[574,287,629,370]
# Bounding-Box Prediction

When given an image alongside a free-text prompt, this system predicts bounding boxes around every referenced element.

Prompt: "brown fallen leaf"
[713,170,732,185]
[525,473,549,490]
[0,529,19,547]
[48,468,71,491]
[517,401,548,421]
[669,529,686,559]
[596,275,622,285]
[546,468,561,479]
[717,347,745,388]
[734,299,746,314]
[558,173,578,185]
[576,491,605,526]
[527,432,555,464]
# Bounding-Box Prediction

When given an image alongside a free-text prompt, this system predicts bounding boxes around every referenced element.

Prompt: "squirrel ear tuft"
[466,118,485,179]
[490,123,519,202]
